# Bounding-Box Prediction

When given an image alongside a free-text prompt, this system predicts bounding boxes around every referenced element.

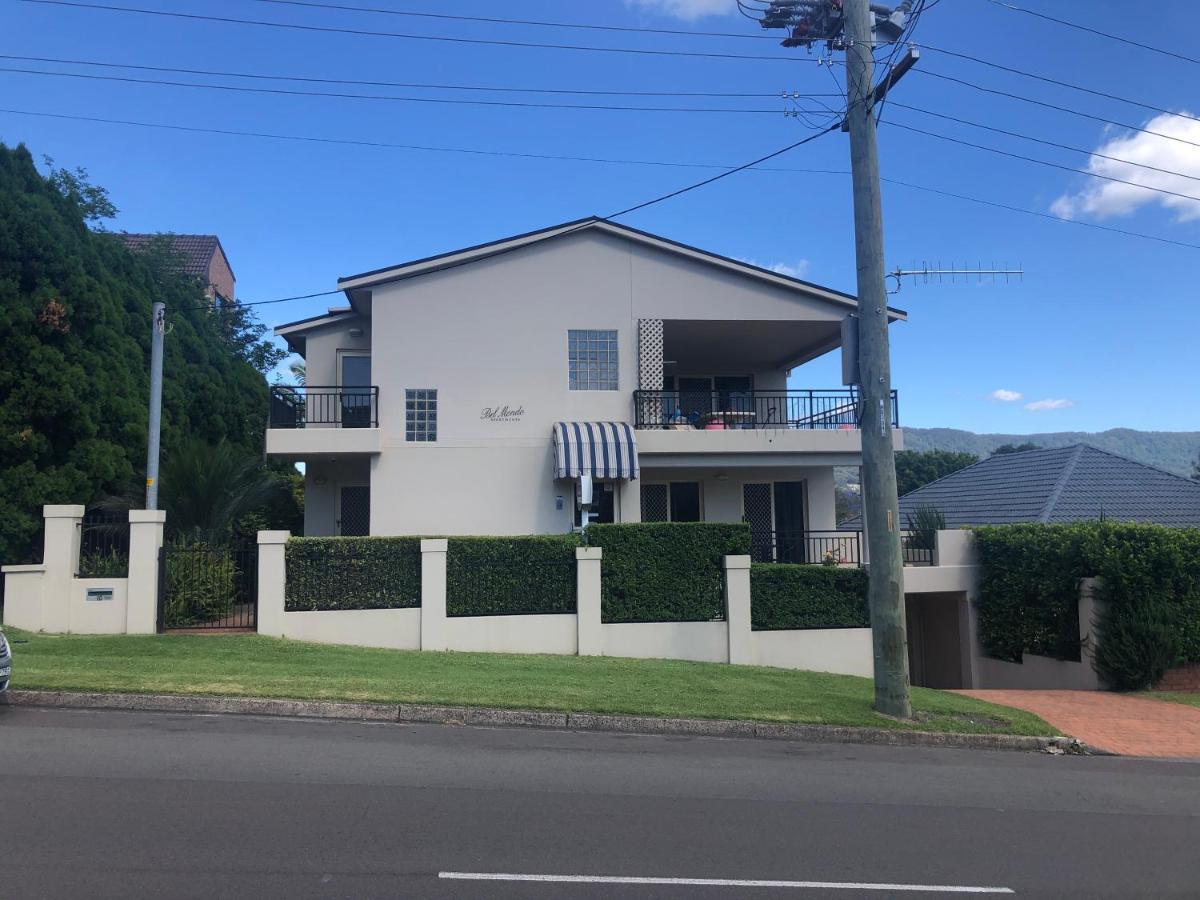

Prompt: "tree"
[0,143,280,566]
[894,449,979,496]
[993,442,1040,455]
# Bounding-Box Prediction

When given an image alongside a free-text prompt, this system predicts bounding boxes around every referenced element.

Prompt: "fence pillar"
[724,554,753,666]
[126,509,166,634]
[39,504,85,633]
[576,546,603,656]
[421,539,448,651]
[256,531,290,638]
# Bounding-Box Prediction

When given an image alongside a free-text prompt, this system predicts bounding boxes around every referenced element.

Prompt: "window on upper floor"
[568,329,618,391]
[405,389,437,442]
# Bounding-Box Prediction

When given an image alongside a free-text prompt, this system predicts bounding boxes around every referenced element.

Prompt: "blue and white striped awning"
[553,422,639,480]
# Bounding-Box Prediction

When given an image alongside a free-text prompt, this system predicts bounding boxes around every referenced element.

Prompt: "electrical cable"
[18,0,818,64]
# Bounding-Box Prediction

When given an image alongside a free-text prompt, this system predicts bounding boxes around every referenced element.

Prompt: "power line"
[916,68,1200,152]
[917,42,1200,125]
[6,106,1194,261]
[982,0,1200,67]
[887,121,1200,206]
[9,105,1196,250]
[0,53,814,99]
[250,0,780,41]
[891,102,1200,184]
[0,66,799,115]
[19,0,815,63]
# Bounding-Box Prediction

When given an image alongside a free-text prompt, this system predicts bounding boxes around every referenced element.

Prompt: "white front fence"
[257,532,874,677]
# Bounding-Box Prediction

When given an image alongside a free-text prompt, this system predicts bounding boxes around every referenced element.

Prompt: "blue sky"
[4,0,1198,434]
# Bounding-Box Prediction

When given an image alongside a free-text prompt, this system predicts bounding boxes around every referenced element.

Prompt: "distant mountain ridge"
[902,427,1200,478]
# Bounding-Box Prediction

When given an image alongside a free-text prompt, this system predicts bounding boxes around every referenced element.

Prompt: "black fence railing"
[633,389,898,430]
[270,385,379,429]
[901,532,935,567]
[159,539,258,630]
[750,530,863,566]
[76,511,129,577]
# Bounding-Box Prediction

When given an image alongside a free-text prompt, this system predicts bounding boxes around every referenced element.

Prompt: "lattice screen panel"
[640,483,669,523]
[743,483,774,562]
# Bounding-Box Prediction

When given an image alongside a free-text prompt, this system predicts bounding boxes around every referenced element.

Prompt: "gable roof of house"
[882,444,1200,528]
[118,233,234,281]
[335,217,907,320]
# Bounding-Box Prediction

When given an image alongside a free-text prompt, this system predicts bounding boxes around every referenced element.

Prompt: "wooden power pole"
[843,0,912,718]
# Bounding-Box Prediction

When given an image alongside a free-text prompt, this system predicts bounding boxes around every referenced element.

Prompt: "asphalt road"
[1,706,1198,899]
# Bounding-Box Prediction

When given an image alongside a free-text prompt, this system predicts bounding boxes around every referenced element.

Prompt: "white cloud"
[989,389,1023,402]
[1050,112,1200,222]
[1024,398,1075,412]
[625,0,733,21]
[741,258,811,279]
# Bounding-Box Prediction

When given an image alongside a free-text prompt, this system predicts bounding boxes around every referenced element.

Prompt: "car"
[0,629,10,693]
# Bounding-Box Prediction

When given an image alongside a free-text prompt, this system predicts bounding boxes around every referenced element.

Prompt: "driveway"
[961,690,1200,758]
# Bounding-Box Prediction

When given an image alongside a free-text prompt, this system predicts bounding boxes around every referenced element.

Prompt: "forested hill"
[903,427,1200,477]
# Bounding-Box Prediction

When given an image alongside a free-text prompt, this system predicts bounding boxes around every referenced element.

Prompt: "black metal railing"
[270,385,379,429]
[633,389,898,430]
[901,532,935,567]
[751,530,863,566]
[76,511,129,577]
[159,539,258,630]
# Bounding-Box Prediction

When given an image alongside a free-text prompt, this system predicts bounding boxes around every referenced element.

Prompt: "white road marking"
[438,872,1015,893]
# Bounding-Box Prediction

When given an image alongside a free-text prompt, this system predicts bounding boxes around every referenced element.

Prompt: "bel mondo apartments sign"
[480,405,525,424]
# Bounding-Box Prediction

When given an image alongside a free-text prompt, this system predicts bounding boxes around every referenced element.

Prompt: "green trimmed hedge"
[447,535,578,616]
[974,523,1200,690]
[750,564,869,631]
[588,522,751,623]
[285,537,421,611]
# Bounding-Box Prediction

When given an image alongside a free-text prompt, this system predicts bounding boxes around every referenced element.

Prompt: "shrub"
[751,564,869,630]
[77,548,129,578]
[588,522,751,623]
[285,537,421,611]
[973,522,1200,689]
[905,505,946,552]
[163,540,235,626]
[447,535,578,616]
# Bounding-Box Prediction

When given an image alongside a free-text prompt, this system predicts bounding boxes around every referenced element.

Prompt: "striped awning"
[552,422,639,480]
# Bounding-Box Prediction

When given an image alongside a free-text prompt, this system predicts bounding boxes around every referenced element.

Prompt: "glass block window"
[568,329,618,391]
[405,389,437,442]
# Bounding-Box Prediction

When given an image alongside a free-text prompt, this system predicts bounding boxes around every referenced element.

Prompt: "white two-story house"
[268,218,904,562]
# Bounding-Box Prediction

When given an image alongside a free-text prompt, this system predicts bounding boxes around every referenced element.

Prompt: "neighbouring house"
[267,217,905,555]
[119,233,236,301]
[888,444,1200,527]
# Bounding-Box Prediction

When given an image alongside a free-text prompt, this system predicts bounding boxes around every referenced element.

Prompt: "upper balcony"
[633,388,897,431]
[265,386,382,457]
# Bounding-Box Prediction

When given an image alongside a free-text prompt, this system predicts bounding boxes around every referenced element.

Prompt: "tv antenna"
[886,262,1024,294]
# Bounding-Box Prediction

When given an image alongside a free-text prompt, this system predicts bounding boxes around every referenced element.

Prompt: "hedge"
[447,535,578,616]
[587,522,751,623]
[974,522,1200,690]
[285,537,422,611]
[163,540,234,626]
[750,564,869,631]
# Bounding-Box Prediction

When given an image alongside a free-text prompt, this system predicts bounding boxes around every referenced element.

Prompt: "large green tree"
[0,143,283,564]
[894,449,980,496]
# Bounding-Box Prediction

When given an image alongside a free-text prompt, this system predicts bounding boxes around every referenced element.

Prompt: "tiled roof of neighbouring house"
[118,233,231,279]
[888,444,1200,528]
[842,444,1200,529]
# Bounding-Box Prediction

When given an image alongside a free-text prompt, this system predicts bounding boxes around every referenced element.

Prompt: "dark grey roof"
[856,444,1200,528]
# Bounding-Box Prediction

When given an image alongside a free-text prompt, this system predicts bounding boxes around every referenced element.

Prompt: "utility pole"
[844,0,911,719]
[754,0,914,717]
[145,301,165,510]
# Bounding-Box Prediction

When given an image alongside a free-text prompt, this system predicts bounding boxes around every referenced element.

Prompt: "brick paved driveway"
[961,690,1200,758]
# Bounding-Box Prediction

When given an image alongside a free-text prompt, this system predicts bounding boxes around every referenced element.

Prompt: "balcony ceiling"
[663,320,841,372]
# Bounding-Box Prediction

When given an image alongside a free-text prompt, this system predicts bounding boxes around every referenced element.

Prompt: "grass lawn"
[2,628,1055,736]
[1141,692,1200,709]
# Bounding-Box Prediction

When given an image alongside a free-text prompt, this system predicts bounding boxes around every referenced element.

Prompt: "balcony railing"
[750,530,935,567]
[633,389,898,430]
[270,385,379,429]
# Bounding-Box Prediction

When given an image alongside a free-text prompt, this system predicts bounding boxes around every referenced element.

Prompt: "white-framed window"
[568,329,618,391]
[405,388,437,442]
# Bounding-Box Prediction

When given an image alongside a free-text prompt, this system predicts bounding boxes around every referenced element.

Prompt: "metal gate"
[158,540,258,632]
